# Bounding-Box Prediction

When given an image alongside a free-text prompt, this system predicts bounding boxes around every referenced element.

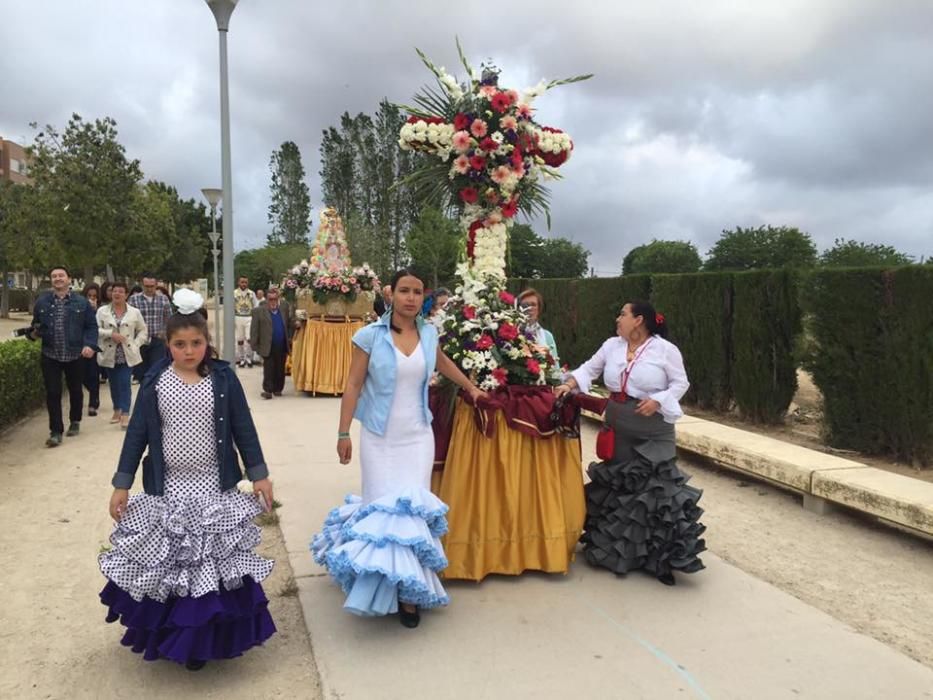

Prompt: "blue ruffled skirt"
[310,487,450,616]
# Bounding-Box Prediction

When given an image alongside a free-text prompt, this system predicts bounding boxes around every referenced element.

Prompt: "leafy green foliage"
[268,141,312,246]
[507,224,589,279]
[406,207,461,288]
[622,240,702,275]
[0,340,44,431]
[705,225,817,271]
[819,238,913,267]
[234,243,309,292]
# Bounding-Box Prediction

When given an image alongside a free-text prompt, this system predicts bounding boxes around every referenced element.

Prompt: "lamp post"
[201,188,223,355]
[205,0,239,362]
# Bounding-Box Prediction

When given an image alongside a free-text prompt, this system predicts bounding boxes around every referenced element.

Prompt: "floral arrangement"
[434,264,562,391]
[352,264,381,293]
[399,40,589,388]
[398,39,590,280]
[311,269,360,305]
[283,259,315,298]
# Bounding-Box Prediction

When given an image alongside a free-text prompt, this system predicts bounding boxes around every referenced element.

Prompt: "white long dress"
[311,342,450,616]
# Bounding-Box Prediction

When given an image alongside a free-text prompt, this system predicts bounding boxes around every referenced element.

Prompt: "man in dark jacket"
[30,266,99,447]
[249,286,295,399]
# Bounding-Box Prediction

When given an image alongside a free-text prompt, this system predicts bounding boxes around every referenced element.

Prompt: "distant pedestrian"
[249,286,295,399]
[81,283,102,416]
[233,276,258,368]
[29,266,98,447]
[129,274,172,381]
[98,281,148,429]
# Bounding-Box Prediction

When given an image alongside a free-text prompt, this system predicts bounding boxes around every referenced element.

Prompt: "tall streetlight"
[201,187,223,355]
[205,0,239,362]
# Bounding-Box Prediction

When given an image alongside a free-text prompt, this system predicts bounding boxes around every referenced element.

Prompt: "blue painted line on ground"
[580,597,712,700]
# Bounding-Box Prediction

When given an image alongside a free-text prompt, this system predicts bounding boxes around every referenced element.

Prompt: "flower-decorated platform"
[285,207,379,395]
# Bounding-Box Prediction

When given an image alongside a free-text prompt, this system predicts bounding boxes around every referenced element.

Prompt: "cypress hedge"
[804,266,933,465]
[651,272,734,411]
[0,340,45,432]
[731,270,802,423]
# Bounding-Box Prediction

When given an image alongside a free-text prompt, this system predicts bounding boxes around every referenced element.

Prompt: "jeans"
[40,354,84,434]
[134,337,166,381]
[108,363,133,414]
[82,356,100,409]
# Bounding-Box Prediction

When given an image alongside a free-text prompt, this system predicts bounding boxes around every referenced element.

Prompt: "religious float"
[398,40,593,580]
[285,207,380,395]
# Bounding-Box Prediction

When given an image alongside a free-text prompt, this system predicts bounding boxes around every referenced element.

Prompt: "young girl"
[311,269,486,628]
[98,289,276,670]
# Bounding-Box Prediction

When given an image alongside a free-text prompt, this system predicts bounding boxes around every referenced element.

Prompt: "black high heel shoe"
[185,659,207,671]
[399,605,420,628]
[657,572,676,586]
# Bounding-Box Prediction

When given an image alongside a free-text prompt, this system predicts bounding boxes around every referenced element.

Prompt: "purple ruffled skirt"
[100,576,275,663]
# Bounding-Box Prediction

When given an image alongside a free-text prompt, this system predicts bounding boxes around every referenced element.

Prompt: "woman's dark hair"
[627,300,669,340]
[166,311,217,377]
[388,268,426,334]
[81,282,100,299]
[99,281,113,302]
[109,281,129,294]
[130,285,143,296]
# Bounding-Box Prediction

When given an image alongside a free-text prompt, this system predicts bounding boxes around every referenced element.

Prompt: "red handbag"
[596,424,615,461]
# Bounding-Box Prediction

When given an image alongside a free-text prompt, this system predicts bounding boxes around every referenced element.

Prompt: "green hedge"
[732,270,802,423]
[651,272,734,411]
[0,340,45,431]
[803,266,933,465]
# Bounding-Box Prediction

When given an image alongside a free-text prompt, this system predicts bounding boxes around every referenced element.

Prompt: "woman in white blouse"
[555,301,705,586]
[97,281,148,429]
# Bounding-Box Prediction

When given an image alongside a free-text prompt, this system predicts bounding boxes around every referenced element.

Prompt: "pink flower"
[512,163,526,179]
[499,291,515,305]
[479,85,498,99]
[492,367,508,385]
[506,89,521,105]
[453,154,470,174]
[500,116,518,131]
[452,130,472,152]
[517,103,533,119]
[476,334,493,350]
[491,165,511,184]
[341,285,349,293]
[470,119,488,138]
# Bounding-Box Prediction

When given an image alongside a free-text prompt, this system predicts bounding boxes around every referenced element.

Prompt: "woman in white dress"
[311,269,486,628]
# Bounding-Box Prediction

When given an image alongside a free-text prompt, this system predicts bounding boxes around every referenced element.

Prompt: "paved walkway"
[2,363,933,699]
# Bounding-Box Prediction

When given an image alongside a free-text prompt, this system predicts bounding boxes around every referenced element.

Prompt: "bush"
[6,288,32,312]
[651,272,734,411]
[731,270,802,423]
[0,339,44,431]
[803,266,933,465]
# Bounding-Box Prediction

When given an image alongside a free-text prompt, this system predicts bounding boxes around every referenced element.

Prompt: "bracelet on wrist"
[338,432,350,439]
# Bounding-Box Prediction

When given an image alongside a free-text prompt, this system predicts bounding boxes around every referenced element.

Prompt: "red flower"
[479,137,498,152]
[407,115,444,124]
[526,359,541,375]
[501,198,519,219]
[469,155,486,171]
[492,367,509,385]
[655,313,665,326]
[453,113,470,130]
[476,334,493,350]
[491,92,513,113]
[463,305,477,320]
[459,187,479,204]
[498,323,519,341]
[499,291,515,305]
[511,147,524,168]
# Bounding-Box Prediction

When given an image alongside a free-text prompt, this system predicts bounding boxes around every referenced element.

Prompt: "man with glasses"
[129,274,172,380]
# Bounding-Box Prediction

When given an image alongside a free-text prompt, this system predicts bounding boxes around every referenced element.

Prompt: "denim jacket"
[31,291,99,354]
[112,357,269,495]
[352,312,438,436]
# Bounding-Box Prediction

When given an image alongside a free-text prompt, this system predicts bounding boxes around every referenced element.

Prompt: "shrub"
[0,339,44,431]
[731,270,802,423]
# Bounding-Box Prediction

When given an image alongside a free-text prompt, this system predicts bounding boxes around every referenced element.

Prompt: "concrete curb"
[581,397,933,537]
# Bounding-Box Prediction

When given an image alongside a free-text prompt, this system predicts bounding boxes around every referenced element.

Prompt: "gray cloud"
[2,0,931,276]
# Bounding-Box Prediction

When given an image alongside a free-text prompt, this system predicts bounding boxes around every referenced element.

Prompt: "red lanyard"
[620,338,653,396]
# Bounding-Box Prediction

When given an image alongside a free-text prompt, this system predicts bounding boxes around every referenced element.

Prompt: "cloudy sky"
[3,0,931,274]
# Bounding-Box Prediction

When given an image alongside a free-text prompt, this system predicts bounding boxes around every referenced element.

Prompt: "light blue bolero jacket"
[351,312,438,436]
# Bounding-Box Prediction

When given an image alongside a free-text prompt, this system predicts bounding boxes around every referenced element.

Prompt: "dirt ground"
[0,393,322,700]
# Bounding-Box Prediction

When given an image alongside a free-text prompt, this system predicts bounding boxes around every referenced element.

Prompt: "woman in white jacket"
[97,281,148,428]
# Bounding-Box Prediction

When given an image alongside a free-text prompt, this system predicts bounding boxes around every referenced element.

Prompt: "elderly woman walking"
[97,281,148,429]
[555,301,705,586]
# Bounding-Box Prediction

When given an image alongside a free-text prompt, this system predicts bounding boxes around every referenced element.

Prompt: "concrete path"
[252,380,933,700]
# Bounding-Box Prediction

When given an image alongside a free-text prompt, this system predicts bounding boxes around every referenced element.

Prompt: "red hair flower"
[655,313,665,326]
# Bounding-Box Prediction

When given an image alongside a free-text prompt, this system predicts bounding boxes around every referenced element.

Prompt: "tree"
[27,114,143,281]
[234,243,309,292]
[622,239,702,275]
[267,141,312,246]
[508,223,544,278]
[819,238,913,267]
[406,207,461,288]
[108,183,175,280]
[538,237,590,279]
[705,225,817,270]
